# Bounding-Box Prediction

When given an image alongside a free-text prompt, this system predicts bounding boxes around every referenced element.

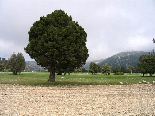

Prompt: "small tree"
[138,54,155,76]
[74,67,82,73]
[7,53,25,75]
[127,65,134,75]
[0,64,5,71]
[120,66,126,73]
[89,62,100,74]
[112,66,120,73]
[101,63,111,75]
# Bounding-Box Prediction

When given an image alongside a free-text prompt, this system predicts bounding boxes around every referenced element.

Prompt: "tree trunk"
[143,73,144,77]
[130,70,132,75]
[150,73,152,77]
[13,71,17,75]
[48,68,55,82]
[64,71,66,76]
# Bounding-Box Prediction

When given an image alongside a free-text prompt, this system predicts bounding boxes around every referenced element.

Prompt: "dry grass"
[0,84,155,115]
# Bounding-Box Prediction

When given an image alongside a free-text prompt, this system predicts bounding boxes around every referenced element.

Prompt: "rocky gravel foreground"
[0,84,155,116]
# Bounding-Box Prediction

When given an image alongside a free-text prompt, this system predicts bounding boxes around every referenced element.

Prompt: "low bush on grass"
[114,72,124,75]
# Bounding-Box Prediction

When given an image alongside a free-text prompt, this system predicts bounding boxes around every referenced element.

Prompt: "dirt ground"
[0,84,155,116]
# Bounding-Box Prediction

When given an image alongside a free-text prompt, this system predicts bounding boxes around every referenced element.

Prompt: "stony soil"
[0,84,155,116]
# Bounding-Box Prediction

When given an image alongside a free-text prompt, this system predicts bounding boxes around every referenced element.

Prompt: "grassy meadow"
[0,72,155,86]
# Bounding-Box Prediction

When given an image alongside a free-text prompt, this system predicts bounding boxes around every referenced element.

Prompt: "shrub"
[114,72,124,75]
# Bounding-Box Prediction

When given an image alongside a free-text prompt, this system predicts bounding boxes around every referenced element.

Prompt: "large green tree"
[7,53,25,75]
[24,10,89,82]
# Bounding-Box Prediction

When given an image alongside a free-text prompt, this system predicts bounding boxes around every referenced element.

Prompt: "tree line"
[1,51,155,77]
[88,62,135,75]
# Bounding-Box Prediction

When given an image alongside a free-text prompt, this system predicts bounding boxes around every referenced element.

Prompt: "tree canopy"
[0,64,5,71]
[24,10,89,82]
[101,63,111,75]
[7,53,25,75]
[89,62,100,74]
[138,54,155,76]
[0,59,8,71]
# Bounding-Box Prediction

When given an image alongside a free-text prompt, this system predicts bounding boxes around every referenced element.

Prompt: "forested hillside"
[98,51,149,68]
[83,51,149,70]
[25,61,45,72]
[83,59,104,71]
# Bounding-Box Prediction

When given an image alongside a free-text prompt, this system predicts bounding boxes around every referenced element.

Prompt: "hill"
[83,51,149,70]
[82,59,104,71]
[25,61,45,72]
[98,51,149,68]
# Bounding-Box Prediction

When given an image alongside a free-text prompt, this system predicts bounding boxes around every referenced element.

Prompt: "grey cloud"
[0,0,155,61]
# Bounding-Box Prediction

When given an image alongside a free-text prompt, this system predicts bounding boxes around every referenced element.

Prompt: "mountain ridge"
[83,51,149,70]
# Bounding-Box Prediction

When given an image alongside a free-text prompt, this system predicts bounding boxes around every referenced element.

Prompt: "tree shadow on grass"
[8,73,24,75]
[24,81,116,86]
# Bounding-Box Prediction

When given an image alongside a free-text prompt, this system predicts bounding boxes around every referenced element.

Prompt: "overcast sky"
[0,0,155,61]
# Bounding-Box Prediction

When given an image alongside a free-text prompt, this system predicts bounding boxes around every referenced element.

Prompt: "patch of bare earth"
[0,84,155,116]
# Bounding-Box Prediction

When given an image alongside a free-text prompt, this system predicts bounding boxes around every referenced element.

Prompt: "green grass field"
[0,72,155,86]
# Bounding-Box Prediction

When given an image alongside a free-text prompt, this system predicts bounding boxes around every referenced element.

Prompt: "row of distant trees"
[0,53,25,75]
[1,52,155,77]
[88,62,134,75]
